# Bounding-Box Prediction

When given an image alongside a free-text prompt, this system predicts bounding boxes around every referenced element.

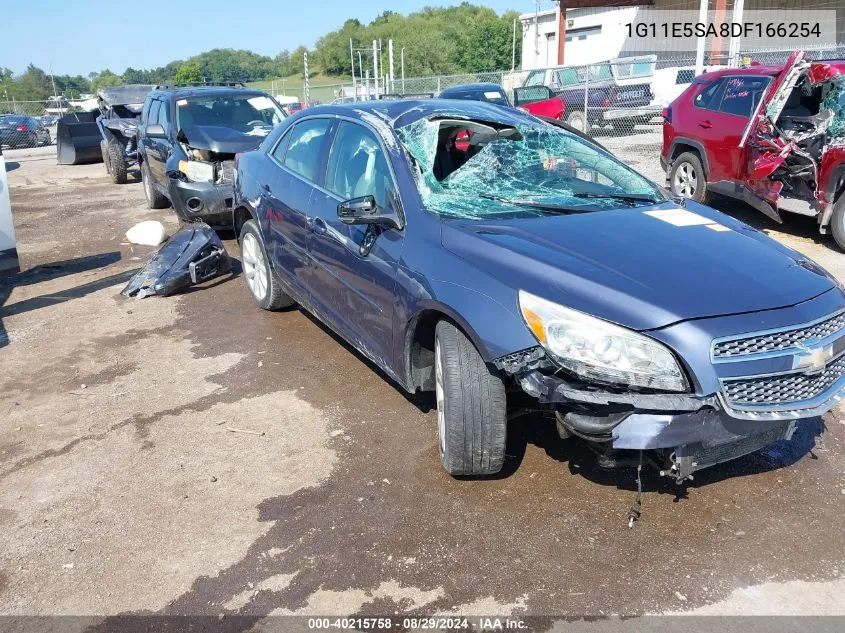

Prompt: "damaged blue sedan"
[232,100,845,483]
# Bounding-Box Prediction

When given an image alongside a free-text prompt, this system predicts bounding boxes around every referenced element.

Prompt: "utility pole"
[401,48,405,94]
[349,38,356,98]
[388,40,395,94]
[694,0,708,76]
[303,51,310,105]
[728,0,745,67]
[511,19,517,73]
[372,40,379,98]
[49,67,58,101]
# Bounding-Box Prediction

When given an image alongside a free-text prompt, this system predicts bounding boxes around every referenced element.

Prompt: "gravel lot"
[1,141,844,626]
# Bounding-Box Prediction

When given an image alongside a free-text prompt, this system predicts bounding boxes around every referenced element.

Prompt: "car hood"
[179,125,271,154]
[440,200,836,331]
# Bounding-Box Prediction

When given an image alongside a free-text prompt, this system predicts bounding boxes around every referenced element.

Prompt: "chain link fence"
[3,44,843,164]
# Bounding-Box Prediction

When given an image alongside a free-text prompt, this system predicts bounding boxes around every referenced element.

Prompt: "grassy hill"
[247,74,351,103]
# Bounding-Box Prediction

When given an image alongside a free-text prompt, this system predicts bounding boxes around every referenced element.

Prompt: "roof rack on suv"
[153,81,248,90]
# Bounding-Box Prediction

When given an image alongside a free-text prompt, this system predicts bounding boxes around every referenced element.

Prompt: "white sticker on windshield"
[247,96,274,111]
[644,209,713,227]
[484,91,502,99]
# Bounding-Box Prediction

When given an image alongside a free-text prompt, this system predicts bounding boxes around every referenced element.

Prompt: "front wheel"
[141,160,168,209]
[108,143,128,184]
[829,195,845,252]
[434,320,507,476]
[239,219,295,310]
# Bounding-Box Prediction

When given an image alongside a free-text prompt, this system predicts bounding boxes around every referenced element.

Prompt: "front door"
[142,98,171,186]
[306,120,405,372]
[691,74,772,183]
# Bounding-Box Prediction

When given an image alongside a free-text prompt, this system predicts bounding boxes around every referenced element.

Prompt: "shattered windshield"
[396,117,662,219]
[175,94,285,135]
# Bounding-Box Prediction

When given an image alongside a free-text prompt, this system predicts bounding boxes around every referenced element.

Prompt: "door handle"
[311,217,327,236]
[699,120,712,129]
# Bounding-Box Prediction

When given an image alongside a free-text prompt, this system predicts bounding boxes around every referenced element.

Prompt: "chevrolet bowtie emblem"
[793,343,834,374]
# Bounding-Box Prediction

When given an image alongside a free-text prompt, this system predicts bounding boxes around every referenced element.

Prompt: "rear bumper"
[167,177,234,228]
[601,105,662,122]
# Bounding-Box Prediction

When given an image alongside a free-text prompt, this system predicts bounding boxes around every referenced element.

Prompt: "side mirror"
[146,123,166,139]
[337,195,402,230]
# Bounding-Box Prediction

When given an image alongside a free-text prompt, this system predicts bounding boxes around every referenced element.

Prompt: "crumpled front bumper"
[516,368,839,454]
[167,177,234,228]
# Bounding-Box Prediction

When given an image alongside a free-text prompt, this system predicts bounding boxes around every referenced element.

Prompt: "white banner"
[620,9,837,54]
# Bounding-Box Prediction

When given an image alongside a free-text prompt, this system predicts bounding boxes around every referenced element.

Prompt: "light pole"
[400,48,405,94]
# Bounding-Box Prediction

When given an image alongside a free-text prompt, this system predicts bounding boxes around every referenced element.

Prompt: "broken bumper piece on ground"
[122,222,230,298]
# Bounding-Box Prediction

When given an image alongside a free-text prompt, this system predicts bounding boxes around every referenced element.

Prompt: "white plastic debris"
[125,221,167,246]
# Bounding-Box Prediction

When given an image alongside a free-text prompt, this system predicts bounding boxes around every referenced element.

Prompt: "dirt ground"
[1,144,845,626]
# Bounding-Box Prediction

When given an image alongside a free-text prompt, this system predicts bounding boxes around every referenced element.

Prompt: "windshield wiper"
[478,193,592,214]
[572,192,661,204]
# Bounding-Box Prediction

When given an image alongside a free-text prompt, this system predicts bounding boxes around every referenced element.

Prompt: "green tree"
[173,61,204,85]
[89,69,123,91]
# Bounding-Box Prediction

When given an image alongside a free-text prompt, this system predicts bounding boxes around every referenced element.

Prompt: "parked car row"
[0,115,52,149]
[225,91,845,483]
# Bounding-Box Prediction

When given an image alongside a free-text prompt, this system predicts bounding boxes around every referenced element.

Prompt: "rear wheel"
[434,319,507,476]
[829,195,845,252]
[566,110,587,133]
[670,151,710,204]
[108,143,128,184]
[239,219,295,310]
[101,141,112,174]
[141,160,168,209]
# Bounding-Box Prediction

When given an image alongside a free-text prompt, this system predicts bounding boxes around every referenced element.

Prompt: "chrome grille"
[723,354,845,406]
[713,311,845,358]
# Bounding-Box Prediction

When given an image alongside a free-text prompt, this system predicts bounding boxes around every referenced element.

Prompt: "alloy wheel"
[673,161,698,198]
[241,233,269,301]
[435,337,446,457]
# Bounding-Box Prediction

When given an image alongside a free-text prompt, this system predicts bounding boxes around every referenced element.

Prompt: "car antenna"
[627,451,643,528]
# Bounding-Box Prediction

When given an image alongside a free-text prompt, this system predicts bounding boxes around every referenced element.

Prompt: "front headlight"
[518,290,689,392]
[178,160,214,183]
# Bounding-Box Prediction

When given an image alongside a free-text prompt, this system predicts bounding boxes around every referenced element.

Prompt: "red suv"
[661,52,845,249]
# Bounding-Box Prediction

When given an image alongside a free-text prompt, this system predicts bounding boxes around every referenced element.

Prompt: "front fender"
[417,279,537,362]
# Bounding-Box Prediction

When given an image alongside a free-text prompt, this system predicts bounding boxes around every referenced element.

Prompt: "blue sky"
[2,0,544,76]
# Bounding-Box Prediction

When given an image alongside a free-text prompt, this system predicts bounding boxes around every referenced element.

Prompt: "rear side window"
[694,80,725,110]
[718,76,770,117]
[282,118,331,183]
[524,70,546,87]
[147,100,162,126]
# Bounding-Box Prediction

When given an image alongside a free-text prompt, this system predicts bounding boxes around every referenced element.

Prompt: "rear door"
[689,74,772,182]
[305,119,404,370]
[262,117,334,299]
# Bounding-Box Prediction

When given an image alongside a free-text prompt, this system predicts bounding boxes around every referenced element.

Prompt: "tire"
[434,319,507,476]
[101,141,112,174]
[566,110,587,133]
[670,151,710,204]
[829,195,845,252]
[108,143,128,184]
[141,160,168,209]
[239,219,295,310]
